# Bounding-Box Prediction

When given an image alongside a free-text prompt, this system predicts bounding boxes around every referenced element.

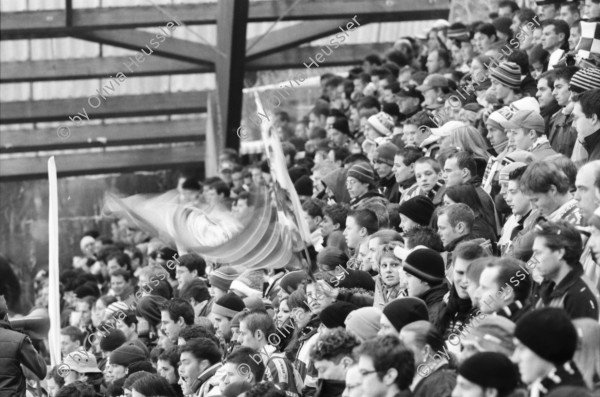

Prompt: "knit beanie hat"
[109,345,147,367]
[397,196,435,227]
[99,328,127,352]
[127,360,155,375]
[569,68,600,93]
[382,297,429,332]
[403,248,445,285]
[208,266,239,292]
[135,295,167,327]
[490,62,522,90]
[458,352,520,392]
[80,236,95,252]
[294,175,313,197]
[211,292,245,319]
[316,247,349,269]
[105,301,131,319]
[367,112,394,137]
[230,270,264,299]
[345,307,382,341]
[461,316,516,357]
[514,308,578,366]
[374,143,400,166]
[319,301,359,328]
[486,109,508,131]
[347,162,375,185]
[278,271,308,294]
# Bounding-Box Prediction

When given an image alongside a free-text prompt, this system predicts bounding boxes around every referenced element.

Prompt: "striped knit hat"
[208,266,239,292]
[569,68,600,93]
[347,162,375,185]
[490,62,521,90]
[367,112,394,137]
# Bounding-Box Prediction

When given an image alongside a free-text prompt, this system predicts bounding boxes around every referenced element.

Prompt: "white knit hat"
[367,112,394,137]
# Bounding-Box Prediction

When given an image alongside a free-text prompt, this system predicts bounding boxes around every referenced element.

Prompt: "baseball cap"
[430,120,467,138]
[416,74,449,92]
[504,109,545,134]
[62,351,103,374]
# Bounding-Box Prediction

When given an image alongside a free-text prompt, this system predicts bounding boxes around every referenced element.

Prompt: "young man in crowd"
[437,203,477,256]
[178,337,223,396]
[310,328,360,397]
[475,257,533,322]
[392,147,423,203]
[498,163,541,261]
[237,309,303,397]
[532,221,598,319]
[520,161,582,224]
[353,335,415,397]
[160,298,195,345]
[343,208,379,253]
[402,247,449,325]
[175,253,207,292]
[548,66,579,157]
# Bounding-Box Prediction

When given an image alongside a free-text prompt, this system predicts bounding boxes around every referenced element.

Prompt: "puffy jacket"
[0,319,47,397]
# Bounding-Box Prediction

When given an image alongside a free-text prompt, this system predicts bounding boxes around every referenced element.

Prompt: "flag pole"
[48,157,61,367]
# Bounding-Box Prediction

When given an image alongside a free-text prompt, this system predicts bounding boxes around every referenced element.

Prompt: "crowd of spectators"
[3,0,600,396]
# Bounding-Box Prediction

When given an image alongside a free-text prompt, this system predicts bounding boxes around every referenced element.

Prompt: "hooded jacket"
[322,168,351,204]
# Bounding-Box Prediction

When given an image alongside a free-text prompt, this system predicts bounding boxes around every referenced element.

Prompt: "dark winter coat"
[0,319,47,397]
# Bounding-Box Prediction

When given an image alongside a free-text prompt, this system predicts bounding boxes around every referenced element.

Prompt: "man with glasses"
[353,334,415,397]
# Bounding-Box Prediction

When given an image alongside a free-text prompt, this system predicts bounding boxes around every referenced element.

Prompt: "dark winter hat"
[382,297,429,332]
[492,17,513,37]
[514,308,578,366]
[317,247,349,269]
[109,345,146,367]
[294,175,313,197]
[278,270,308,294]
[211,292,245,319]
[99,328,127,352]
[74,281,100,299]
[208,266,240,292]
[403,248,445,285]
[569,68,600,93]
[490,62,522,90]
[347,162,375,185]
[319,301,359,328]
[127,360,155,375]
[135,295,167,327]
[374,143,400,166]
[397,196,435,227]
[458,352,520,392]
[337,269,376,291]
